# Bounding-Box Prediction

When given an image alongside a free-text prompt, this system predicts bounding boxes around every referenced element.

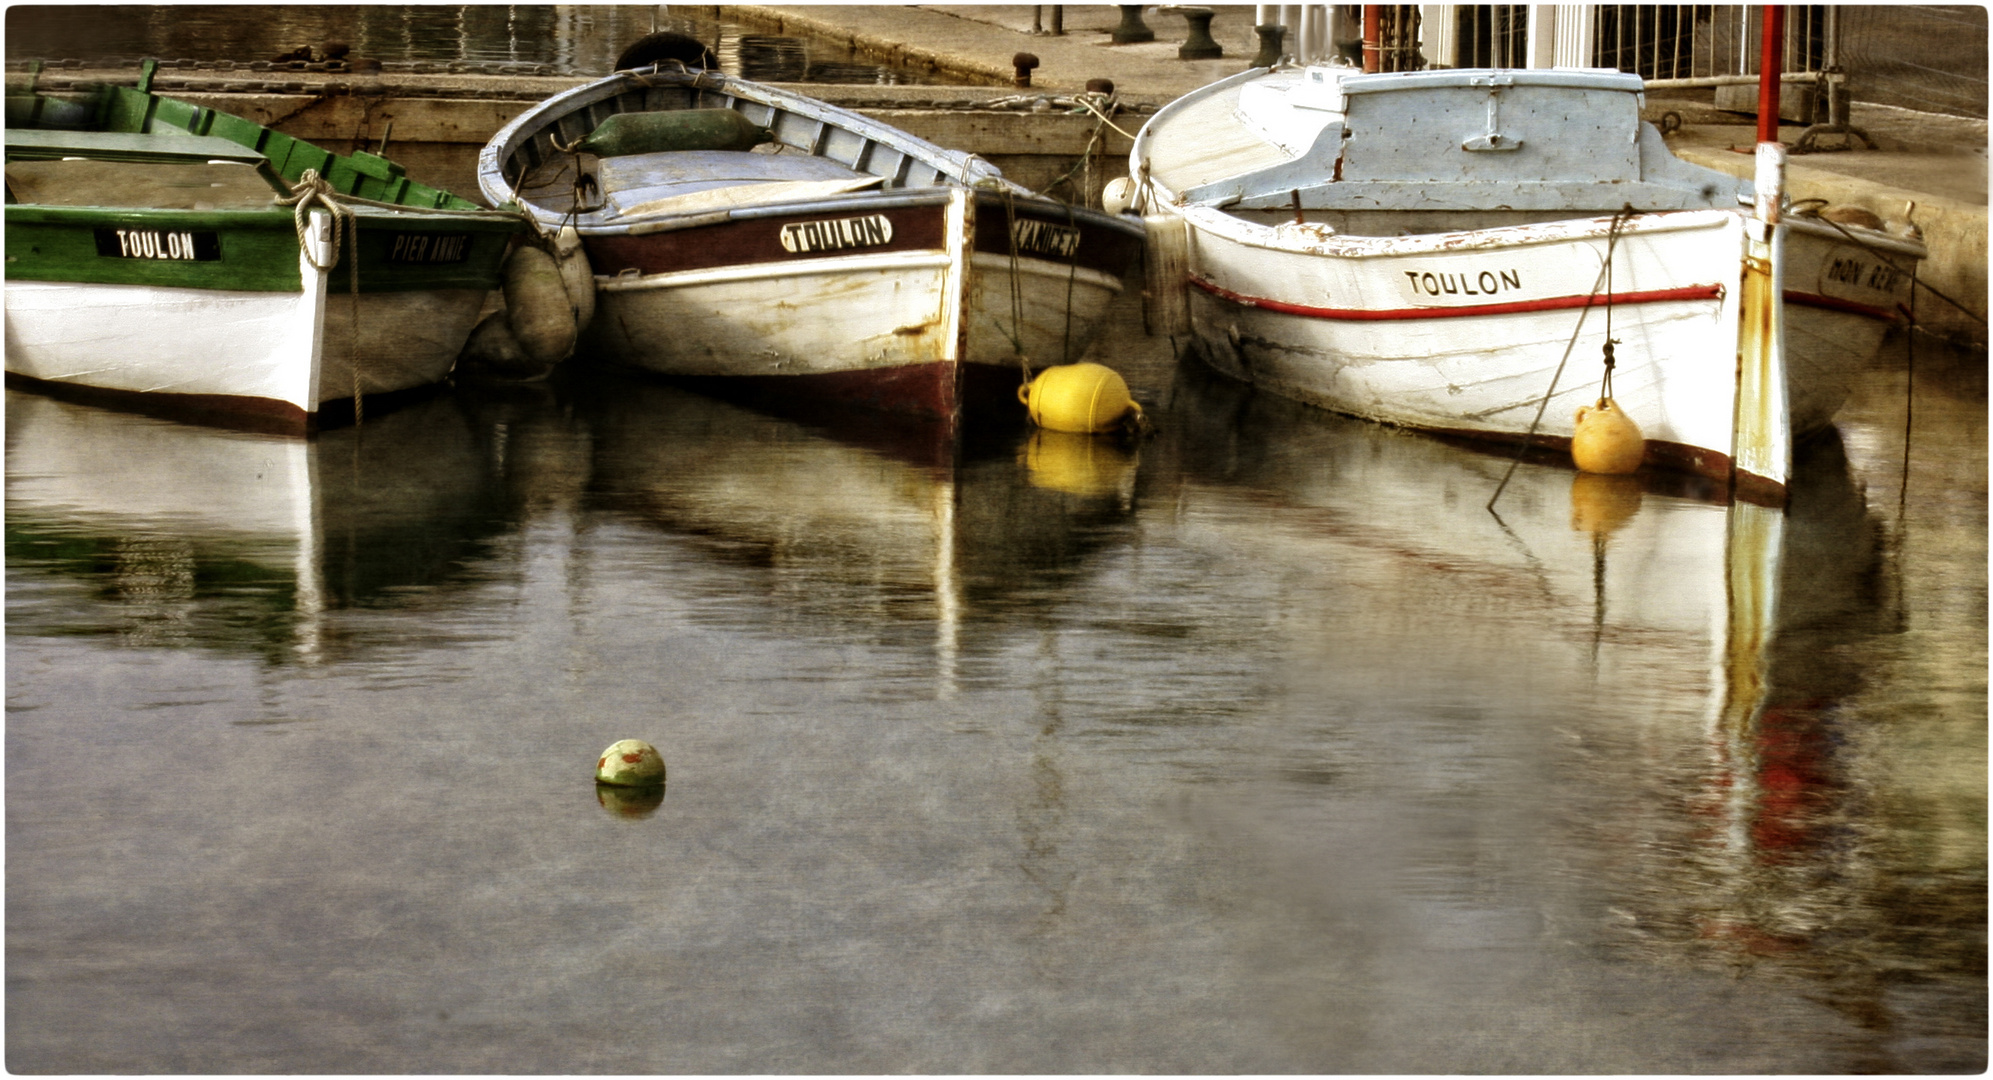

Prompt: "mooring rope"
[996,185,1032,387]
[1487,205,1640,512]
[279,169,365,424]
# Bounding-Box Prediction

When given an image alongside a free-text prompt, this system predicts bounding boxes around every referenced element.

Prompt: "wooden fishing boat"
[1130,65,1926,503]
[4,60,528,433]
[478,65,1146,427]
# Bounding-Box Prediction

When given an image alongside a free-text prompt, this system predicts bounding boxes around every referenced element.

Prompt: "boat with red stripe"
[1130,62,1926,504]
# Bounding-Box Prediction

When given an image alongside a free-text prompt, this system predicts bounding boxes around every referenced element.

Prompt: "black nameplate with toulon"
[94,227,222,261]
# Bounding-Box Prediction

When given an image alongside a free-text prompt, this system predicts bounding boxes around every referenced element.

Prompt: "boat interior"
[5,127,289,209]
[499,70,1021,226]
[1143,67,1756,231]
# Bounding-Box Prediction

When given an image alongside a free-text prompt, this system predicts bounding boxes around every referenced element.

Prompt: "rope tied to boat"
[279,169,365,424]
[1487,204,1642,512]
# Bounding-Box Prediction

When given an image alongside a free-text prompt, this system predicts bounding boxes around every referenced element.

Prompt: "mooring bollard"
[1112,5,1155,44]
[1178,8,1223,59]
[1250,23,1286,67]
[1012,51,1040,87]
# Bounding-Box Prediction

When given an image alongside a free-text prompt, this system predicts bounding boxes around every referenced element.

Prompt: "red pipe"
[1363,5,1382,72]
[1758,5,1786,144]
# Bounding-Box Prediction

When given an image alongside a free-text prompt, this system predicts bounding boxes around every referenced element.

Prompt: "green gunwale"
[6,205,520,292]
[5,62,526,291]
[92,77,484,211]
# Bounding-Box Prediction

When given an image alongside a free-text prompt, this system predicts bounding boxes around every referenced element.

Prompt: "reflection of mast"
[933,476,960,699]
[290,440,326,665]
[1705,500,1787,925]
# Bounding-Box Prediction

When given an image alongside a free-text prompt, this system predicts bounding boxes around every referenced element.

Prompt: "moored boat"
[1130,64,1927,503]
[478,64,1146,427]
[5,60,529,433]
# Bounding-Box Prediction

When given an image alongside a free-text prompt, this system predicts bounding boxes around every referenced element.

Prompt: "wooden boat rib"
[5,60,528,434]
[479,66,1145,427]
[1132,65,1928,504]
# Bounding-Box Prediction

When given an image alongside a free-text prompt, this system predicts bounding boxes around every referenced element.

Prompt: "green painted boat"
[5,60,530,432]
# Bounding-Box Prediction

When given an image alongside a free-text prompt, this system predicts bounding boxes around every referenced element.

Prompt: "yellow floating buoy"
[1018,362,1144,434]
[595,739,666,788]
[1572,397,1644,475]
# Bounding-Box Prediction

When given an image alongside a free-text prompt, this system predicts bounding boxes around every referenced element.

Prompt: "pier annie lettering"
[388,233,471,263]
[780,214,893,255]
[1403,267,1523,298]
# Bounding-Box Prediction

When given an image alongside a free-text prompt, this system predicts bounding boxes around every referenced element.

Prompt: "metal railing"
[1220,5,1984,120]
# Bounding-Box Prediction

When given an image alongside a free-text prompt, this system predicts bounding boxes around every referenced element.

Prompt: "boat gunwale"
[479,67,1015,213]
[483,67,1146,244]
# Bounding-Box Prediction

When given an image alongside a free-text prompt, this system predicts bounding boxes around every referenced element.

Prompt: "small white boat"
[479,65,1146,428]
[1130,65,1926,503]
[4,61,528,433]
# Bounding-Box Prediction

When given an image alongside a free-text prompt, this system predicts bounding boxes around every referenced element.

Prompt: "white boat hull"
[1133,65,1924,503]
[6,281,485,413]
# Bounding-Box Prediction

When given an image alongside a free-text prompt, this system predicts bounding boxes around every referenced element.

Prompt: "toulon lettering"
[780,215,893,254]
[1403,267,1523,298]
[116,228,198,260]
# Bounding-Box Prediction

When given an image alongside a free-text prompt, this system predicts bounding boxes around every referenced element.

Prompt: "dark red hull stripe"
[5,371,313,434]
[587,197,1140,280]
[1782,290,1903,321]
[644,359,1030,428]
[1191,274,1727,321]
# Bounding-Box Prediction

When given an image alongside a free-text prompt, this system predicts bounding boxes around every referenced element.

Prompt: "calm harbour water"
[5,281,1986,1071]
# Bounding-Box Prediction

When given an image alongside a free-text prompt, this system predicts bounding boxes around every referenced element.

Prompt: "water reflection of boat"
[571,373,1144,690]
[1160,358,1915,1003]
[4,389,506,661]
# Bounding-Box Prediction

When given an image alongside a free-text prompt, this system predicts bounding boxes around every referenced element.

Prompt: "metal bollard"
[1012,52,1040,87]
[1250,24,1286,67]
[1178,8,1223,59]
[1111,5,1155,44]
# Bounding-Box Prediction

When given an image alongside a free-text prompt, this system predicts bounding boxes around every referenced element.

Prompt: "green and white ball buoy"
[595,739,666,788]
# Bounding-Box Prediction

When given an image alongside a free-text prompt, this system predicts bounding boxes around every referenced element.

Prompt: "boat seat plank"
[4,158,285,209]
[1142,84,1292,195]
[597,148,869,213]
[5,126,267,165]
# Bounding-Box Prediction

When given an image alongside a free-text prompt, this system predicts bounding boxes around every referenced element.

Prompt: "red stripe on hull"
[1782,290,1903,321]
[1191,275,1726,320]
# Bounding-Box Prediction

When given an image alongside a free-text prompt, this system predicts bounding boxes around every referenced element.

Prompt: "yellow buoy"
[594,738,666,788]
[1018,362,1144,434]
[1571,397,1644,475]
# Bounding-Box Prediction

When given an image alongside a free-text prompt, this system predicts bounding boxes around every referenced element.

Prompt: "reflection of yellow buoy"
[1572,397,1644,474]
[595,739,666,787]
[1569,472,1644,536]
[1023,428,1139,497]
[1018,362,1144,434]
[597,783,666,819]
